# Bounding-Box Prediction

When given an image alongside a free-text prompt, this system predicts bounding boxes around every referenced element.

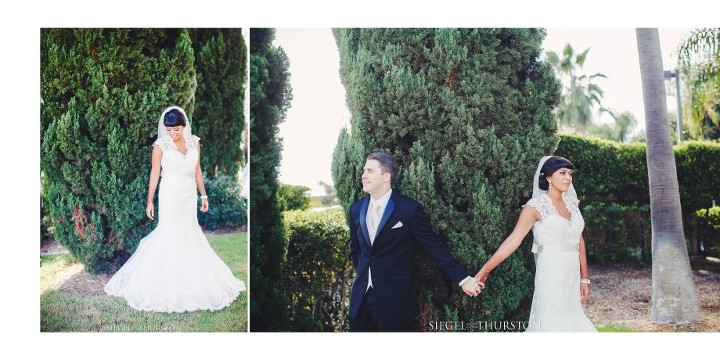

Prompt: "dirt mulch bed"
[584,262,720,332]
[51,262,111,296]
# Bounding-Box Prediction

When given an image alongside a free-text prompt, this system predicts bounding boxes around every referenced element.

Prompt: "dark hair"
[163,108,187,127]
[366,152,399,183]
[538,156,574,190]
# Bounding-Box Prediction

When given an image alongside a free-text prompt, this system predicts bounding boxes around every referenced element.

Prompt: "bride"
[105,106,246,312]
[475,156,595,332]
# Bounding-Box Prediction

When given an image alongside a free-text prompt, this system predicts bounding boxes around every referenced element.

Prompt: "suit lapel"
[359,196,371,247]
[374,195,396,241]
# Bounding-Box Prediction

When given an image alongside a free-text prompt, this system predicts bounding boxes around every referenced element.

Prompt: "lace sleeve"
[564,193,581,215]
[524,195,551,222]
[186,135,201,150]
[153,137,173,153]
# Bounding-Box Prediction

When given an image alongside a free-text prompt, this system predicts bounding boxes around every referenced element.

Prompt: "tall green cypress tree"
[190,28,247,179]
[41,29,196,274]
[332,28,561,328]
[249,28,293,331]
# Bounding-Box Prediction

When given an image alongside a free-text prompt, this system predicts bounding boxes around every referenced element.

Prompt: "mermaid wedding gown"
[524,192,596,332]
[105,135,246,312]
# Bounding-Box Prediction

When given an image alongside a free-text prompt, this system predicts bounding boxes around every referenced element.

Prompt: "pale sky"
[274,28,694,195]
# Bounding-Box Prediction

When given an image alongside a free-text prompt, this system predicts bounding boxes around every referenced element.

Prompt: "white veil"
[157,106,192,140]
[530,156,578,256]
[532,155,577,199]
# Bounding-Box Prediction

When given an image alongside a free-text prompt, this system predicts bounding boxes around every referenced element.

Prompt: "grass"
[40,253,76,292]
[596,323,635,332]
[40,232,248,332]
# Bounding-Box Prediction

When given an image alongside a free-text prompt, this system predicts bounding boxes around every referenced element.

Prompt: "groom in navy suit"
[348,152,481,332]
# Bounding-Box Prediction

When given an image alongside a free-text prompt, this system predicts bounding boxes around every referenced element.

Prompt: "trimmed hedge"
[556,135,720,262]
[696,206,720,257]
[281,208,351,331]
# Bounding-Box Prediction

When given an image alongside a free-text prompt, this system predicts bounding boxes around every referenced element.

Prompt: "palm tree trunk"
[636,28,701,324]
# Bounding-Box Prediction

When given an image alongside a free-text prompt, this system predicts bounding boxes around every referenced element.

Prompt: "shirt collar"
[370,188,392,210]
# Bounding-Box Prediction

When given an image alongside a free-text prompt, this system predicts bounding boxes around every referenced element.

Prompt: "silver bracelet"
[580,279,591,285]
[200,195,208,199]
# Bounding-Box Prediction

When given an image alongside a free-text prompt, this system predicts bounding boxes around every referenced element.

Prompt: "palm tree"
[636,28,701,324]
[677,28,720,139]
[585,109,637,143]
[614,111,637,143]
[546,44,611,133]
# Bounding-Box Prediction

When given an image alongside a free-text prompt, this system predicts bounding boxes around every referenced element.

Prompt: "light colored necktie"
[370,203,381,242]
[367,202,382,291]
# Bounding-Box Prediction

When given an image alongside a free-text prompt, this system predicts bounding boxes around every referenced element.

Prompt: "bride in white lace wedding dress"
[475,156,595,332]
[104,106,246,312]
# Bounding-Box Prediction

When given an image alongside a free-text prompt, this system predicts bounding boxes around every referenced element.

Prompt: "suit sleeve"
[409,204,469,284]
[349,204,359,272]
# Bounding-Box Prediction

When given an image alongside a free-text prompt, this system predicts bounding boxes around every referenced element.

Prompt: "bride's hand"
[200,198,209,212]
[146,203,155,220]
[580,284,590,304]
[475,268,489,289]
[581,283,591,303]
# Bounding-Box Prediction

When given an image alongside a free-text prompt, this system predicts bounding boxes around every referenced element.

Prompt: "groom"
[348,152,481,332]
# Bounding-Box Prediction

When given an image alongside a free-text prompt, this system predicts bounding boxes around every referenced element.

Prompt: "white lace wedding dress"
[104,135,246,312]
[524,192,596,332]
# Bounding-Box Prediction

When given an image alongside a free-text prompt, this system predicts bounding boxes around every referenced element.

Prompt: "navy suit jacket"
[348,191,469,323]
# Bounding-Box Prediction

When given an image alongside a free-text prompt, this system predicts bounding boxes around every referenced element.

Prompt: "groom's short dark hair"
[367,152,399,183]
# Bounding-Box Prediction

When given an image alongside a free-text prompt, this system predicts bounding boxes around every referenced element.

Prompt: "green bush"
[198,175,247,231]
[249,28,293,331]
[553,135,621,201]
[556,135,720,260]
[41,173,53,243]
[41,29,196,274]
[614,142,650,204]
[696,206,720,257]
[282,208,352,331]
[582,202,651,264]
[277,184,312,212]
[190,29,247,179]
[676,141,720,212]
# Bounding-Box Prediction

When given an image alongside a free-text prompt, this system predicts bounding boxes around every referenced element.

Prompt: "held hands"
[474,268,489,290]
[200,198,209,212]
[461,279,482,298]
[580,283,591,304]
[146,203,155,220]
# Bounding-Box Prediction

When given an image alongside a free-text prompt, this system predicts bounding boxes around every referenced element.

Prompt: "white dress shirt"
[366,189,392,290]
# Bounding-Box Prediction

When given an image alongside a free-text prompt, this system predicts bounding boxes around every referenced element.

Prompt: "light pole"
[664,69,683,143]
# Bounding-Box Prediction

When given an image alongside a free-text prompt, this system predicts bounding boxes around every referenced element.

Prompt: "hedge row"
[556,135,720,261]
[281,208,351,331]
